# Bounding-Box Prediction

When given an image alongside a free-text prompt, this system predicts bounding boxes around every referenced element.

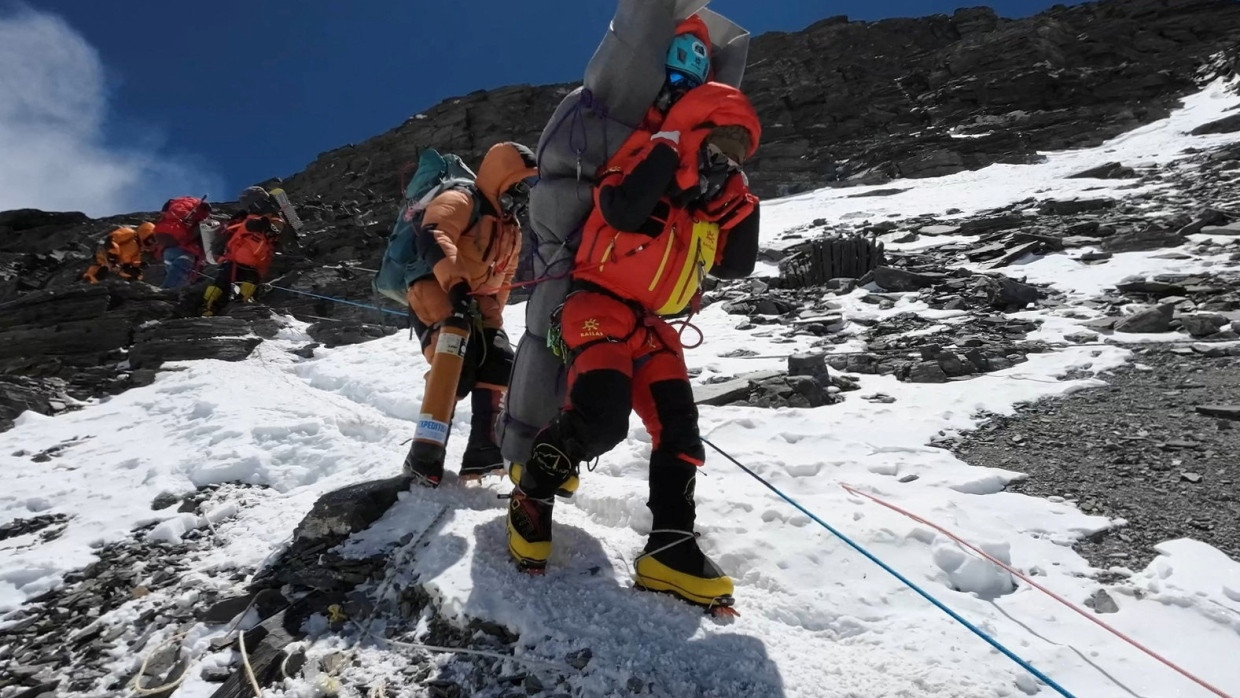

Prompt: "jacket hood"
[675,82,763,158]
[475,142,538,210]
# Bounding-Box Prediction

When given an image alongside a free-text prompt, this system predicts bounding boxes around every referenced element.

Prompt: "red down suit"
[554,82,761,472]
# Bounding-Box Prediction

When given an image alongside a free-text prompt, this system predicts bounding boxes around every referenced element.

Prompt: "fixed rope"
[265,283,407,318]
[699,436,1078,698]
[840,484,1232,698]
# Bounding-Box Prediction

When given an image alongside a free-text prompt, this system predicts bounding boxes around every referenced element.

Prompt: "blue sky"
[3,1,1081,215]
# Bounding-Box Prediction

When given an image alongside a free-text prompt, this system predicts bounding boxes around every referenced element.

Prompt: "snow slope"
[3,81,1240,697]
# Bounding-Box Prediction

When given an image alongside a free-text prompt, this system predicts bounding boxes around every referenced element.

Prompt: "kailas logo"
[581,318,603,339]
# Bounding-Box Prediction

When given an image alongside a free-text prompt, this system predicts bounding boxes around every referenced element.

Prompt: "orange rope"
[840,484,1232,698]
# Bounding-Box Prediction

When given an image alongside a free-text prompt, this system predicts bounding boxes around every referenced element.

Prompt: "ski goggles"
[667,70,703,90]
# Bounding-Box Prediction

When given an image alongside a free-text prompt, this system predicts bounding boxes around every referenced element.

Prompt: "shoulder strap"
[441,180,485,229]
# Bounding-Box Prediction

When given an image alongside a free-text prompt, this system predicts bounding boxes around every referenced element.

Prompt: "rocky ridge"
[282,0,1240,203]
[8,87,1240,697]
[4,3,1240,696]
[4,1,1240,430]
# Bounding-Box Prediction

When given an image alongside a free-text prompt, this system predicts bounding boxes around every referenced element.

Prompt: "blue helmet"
[666,33,709,88]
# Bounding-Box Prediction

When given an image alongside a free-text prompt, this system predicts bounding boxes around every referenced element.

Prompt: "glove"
[448,282,472,319]
[661,84,759,192]
[697,172,756,227]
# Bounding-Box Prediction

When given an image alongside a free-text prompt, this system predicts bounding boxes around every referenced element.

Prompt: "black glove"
[448,282,472,318]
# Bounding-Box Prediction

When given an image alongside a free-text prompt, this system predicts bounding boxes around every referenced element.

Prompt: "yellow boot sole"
[508,461,579,498]
[634,556,734,607]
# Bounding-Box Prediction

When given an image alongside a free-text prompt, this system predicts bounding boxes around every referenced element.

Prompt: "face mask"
[698,143,741,200]
[499,177,536,222]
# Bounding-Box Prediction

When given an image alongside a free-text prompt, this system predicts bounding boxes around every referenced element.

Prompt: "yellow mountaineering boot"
[633,454,735,612]
[634,530,734,609]
[238,281,258,302]
[506,435,578,573]
[202,285,224,316]
[506,488,554,574]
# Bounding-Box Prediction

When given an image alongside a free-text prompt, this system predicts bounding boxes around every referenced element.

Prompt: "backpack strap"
[440,180,485,231]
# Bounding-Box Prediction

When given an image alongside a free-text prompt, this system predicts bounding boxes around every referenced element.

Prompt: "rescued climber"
[151,196,213,289]
[403,142,538,486]
[506,44,763,610]
[201,187,294,316]
[82,222,157,283]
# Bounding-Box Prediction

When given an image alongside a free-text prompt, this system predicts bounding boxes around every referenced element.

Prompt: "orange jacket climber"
[219,213,285,277]
[201,187,295,317]
[406,141,538,339]
[401,142,538,487]
[82,223,157,283]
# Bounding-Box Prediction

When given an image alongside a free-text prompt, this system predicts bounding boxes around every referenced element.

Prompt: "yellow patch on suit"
[655,221,720,316]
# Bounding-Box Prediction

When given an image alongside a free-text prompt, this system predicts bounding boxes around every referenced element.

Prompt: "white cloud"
[0,8,222,217]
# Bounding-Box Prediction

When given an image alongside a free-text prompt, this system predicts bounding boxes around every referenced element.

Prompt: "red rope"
[840,484,1232,697]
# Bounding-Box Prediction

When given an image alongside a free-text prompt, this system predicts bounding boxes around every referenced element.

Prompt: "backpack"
[239,186,278,215]
[155,196,210,251]
[374,148,480,305]
[160,196,207,224]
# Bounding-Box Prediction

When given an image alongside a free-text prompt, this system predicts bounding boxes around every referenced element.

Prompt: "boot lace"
[634,529,699,563]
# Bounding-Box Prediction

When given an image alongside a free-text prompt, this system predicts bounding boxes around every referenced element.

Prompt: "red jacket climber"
[507,80,762,612]
[153,196,212,289]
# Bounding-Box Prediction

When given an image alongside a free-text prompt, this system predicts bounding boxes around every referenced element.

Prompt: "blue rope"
[700,437,1077,698]
[266,284,407,317]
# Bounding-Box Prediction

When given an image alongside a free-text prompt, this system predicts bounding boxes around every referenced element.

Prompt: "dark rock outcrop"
[777,235,885,288]
[1,0,1239,430]
[1114,304,1175,333]
[1067,162,1137,179]
[1190,112,1240,136]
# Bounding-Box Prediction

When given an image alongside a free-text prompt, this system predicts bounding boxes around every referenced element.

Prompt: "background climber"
[201,187,295,317]
[81,222,157,283]
[401,142,537,488]
[151,196,213,289]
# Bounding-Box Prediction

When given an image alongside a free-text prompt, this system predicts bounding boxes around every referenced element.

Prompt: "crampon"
[513,558,547,576]
[457,466,507,485]
[634,584,739,618]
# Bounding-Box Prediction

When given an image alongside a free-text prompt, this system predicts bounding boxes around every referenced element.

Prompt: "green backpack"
[374,149,480,305]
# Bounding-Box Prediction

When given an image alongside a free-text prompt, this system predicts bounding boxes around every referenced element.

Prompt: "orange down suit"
[221,214,284,277]
[83,226,148,283]
[406,142,536,365]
